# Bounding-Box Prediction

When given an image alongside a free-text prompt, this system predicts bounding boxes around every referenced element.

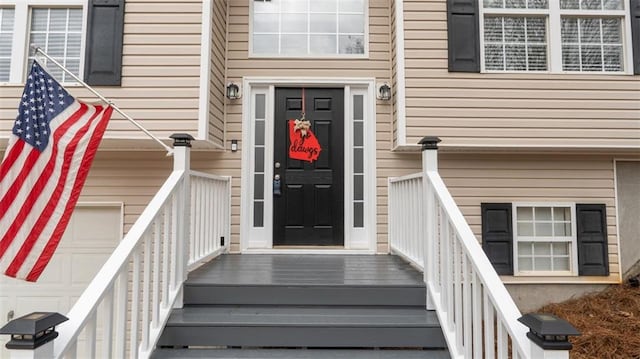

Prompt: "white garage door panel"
[0,204,121,359]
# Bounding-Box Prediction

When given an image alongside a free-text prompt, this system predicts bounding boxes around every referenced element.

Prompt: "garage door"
[0,204,122,358]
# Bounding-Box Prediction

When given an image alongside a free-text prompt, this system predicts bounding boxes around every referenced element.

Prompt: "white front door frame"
[240,77,377,253]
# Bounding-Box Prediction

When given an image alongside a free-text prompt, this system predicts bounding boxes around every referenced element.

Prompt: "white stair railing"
[49,135,231,359]
[389,137,574,359]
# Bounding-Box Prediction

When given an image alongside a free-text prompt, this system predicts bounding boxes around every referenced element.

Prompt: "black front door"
[273,88,344,246]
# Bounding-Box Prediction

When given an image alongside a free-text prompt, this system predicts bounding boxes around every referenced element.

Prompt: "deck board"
[187,254,424,287]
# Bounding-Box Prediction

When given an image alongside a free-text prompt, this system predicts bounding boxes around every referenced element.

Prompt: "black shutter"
[481,203,513,275]
[84,0,125,86]
[576,204,609,276]
[631,0,640,74]
[447,0,480,72]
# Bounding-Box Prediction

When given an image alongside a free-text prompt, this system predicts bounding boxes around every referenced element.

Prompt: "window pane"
[518,242,533,255]
[311,14,337,33]
[281,0,307,13]
[554,222,572,236]
[528,45,547,70]
[484,0,504,8]
[517,207,533,220]
[553,257,570,271]
[519,257,533,271]
[354,202,364,227]
[484,17,547,71]
[603,0,623,10]
[0,8,12,81]
[255,94,266,119]
[484,17,503,42]
[528,0,548,8]
[580,18,601,43]
[282,14,307,33]
[552,242,569,255]
[553,207,571,221]
[535,222,553,236]
[518,222,534,236]
[354,95,364,120]
[255,121,265,145]
[254,174,264,200]
[311,0,337,12]
[354,174,363,200]
[535,207,552,220]
[354,148,363,173]
[254,14,279,32]
[581,45,603,71]
[339,14,364,33]
[339,35,364,54]
[340,0,365,12]
[534,242,551,255]
[254,147,264,173]
[603,45,622,72]
[535,257,552,271]
[527,18,546,43]
[504,17,525,41]
[485,44,505,70]
[561,18,579,43]
[49,9,68,31]
[31,9,48,31]
[602,18,621,43]
[281,34,306,55]
[561,0,579,9]
[562,45,581,70]
[253,201,264,227]
[506,0,526,9]
[48,33,66,56]
[506,45,527,70]
[1,8,14,31]
[310,35,337,54]
[354,122,363,146]
[581,0,602,10]
[253,34,278,54]
[0,59,9,82]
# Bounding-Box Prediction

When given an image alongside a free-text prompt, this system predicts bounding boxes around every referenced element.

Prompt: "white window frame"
[479,0,634,74]
[3,0,87,85]
[248,0,369,59]
[512,202,578,276]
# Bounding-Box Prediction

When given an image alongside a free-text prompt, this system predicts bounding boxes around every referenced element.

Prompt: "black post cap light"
[0,312,68,350]
[518,313,581,350]
[170,133,194,147]
[418,136,442,151]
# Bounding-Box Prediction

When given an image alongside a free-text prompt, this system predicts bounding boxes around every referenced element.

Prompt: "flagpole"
[32,46,174,155]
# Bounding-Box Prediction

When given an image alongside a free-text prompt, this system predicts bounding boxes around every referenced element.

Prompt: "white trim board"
[240,77,377,253]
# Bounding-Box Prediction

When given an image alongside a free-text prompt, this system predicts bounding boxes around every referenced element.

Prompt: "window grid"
[561,17,623,72]
[28,8,82,82]
[253,94,266,228]
[352,94,364,228]
[0,8,15,81]
[484,16,548,71]
[252,0,366,56]
[514,204,575,274]
[482,0,626,73]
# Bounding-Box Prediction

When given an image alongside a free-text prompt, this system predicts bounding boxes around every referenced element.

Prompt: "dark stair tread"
[150,348,450,359]
[166,306,439,327]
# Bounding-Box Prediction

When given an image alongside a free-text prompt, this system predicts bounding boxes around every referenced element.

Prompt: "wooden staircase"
[151,254,448,358]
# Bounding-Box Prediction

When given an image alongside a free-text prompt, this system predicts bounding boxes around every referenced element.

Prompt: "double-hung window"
[513,203,577,275]
[1,1,85,84]
[481,0,631,73]
[251,0,367,56]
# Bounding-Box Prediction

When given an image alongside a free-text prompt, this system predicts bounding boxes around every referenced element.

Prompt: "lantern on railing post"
[0,312,68,359]
[518,313,581,359]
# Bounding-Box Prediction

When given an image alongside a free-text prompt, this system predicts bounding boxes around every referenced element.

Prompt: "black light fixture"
[377,82,391,101]
[518,313,580,350]
[226,82,241,100]
[0,312,68,350]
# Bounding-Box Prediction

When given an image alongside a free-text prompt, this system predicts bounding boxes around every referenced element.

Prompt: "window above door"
[250,0,368,57]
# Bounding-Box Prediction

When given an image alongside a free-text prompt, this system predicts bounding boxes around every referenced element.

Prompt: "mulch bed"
[537,284,640,359]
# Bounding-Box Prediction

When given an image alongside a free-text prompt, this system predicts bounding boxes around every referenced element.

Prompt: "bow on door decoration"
[289,89,321,163]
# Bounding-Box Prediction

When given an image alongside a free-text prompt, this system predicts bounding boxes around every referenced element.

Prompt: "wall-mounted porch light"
[226,82,241,100]
[377,82,391,101]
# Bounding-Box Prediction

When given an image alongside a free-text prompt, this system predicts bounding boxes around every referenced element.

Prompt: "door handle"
[273,174,282,197]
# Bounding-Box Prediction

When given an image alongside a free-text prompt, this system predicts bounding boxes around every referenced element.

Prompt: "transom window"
[0,2,85,84]
[514,204,577,274]
[251,0,367,56]
[481,0,629,73]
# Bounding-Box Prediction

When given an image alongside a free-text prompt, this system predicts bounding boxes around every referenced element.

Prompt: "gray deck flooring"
[151,348,450,359]
[187,254,424,287]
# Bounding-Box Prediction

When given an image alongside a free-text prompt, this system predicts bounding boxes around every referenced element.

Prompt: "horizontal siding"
[0,0,204,143]
[208,0,227,146]
[400,0,640,148]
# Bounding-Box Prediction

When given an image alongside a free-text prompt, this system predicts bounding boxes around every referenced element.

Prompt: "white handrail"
[53,169,231,358]
[388,170,535,359]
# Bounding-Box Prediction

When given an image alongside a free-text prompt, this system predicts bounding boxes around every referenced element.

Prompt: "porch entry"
[273,88,344,246]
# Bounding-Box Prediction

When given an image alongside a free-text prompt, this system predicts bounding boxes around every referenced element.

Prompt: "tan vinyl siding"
[0,0,204,145]
[400,0,640,149]
[208,0,227,146]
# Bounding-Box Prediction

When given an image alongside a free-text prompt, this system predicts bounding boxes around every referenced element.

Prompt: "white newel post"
[0,312,68,359]
[419,137,441,311]
[169,134,194,309]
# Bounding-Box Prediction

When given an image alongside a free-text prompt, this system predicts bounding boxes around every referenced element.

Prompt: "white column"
[420,137,441,311]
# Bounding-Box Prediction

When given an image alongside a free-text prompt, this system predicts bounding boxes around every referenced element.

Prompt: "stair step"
[157,306,446,348]
[150,348,451,359]
[184,284,426,306]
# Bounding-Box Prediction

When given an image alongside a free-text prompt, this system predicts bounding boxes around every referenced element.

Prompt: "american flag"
[0,61,112,282]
